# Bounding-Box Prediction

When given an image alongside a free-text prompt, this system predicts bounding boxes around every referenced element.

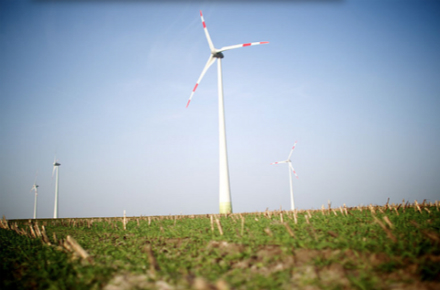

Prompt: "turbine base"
[219,202,232,214]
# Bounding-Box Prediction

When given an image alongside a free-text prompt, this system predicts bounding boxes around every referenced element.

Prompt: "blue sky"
[1,0,439,219]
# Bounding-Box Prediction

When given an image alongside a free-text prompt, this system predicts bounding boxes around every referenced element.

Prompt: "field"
[1,200,440,290]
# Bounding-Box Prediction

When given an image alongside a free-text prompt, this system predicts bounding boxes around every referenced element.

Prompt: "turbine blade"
[186,55,216,108]
[271,161,287,165]
[289,163,299,179]
[52,165,56,177]
[287,141,298,159]
[200,10,215,52]
[218,41,269,53]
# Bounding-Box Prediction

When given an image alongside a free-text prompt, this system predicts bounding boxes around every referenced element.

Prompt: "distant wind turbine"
[186,10,269,214]
[52,157,61,218]
[271,141,299,210]
[30,172,39,219]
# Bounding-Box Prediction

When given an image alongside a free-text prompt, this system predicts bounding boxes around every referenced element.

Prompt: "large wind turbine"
[271,141,299,210]
[52,157,61,218]
[186,11,269,214]
[30,172,39,219]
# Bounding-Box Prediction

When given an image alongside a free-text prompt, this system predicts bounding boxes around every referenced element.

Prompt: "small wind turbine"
[271,141,299,211]
[187,11,269,214]
[52,157,61,219]
[30,172,39,219]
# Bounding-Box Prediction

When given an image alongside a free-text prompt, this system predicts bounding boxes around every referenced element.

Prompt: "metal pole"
[54,167,59,218]
[217,58,232,214]
[34,190,37,219]
[288,164,294,210]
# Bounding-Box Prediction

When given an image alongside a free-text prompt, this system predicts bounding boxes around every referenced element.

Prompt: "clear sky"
[1,0,439,219]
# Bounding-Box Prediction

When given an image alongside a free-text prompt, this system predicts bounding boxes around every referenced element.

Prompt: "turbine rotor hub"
[213,52,224,59]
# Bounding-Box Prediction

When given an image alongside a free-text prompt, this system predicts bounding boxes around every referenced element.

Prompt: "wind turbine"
[186,11,269,214]
[271,141,299,211]
[52,157,61,218]
[30,172,39,219]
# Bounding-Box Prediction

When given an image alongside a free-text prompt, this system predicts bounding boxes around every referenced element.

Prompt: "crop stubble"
[1,200,440,289]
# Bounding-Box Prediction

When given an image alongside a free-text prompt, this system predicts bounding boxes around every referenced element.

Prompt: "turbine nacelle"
[213,52,224,59]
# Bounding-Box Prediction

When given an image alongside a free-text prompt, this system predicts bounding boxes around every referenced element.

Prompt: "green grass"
[0,228,112,290]
[2,203,440,289]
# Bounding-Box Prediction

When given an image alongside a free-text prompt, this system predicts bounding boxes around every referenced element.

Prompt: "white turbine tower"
[52,157,61,218]
[30,172,39,219]
[271,141,299,211]
[187,11,269,214]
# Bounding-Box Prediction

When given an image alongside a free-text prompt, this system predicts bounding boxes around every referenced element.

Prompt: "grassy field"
[1,200,440,290]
